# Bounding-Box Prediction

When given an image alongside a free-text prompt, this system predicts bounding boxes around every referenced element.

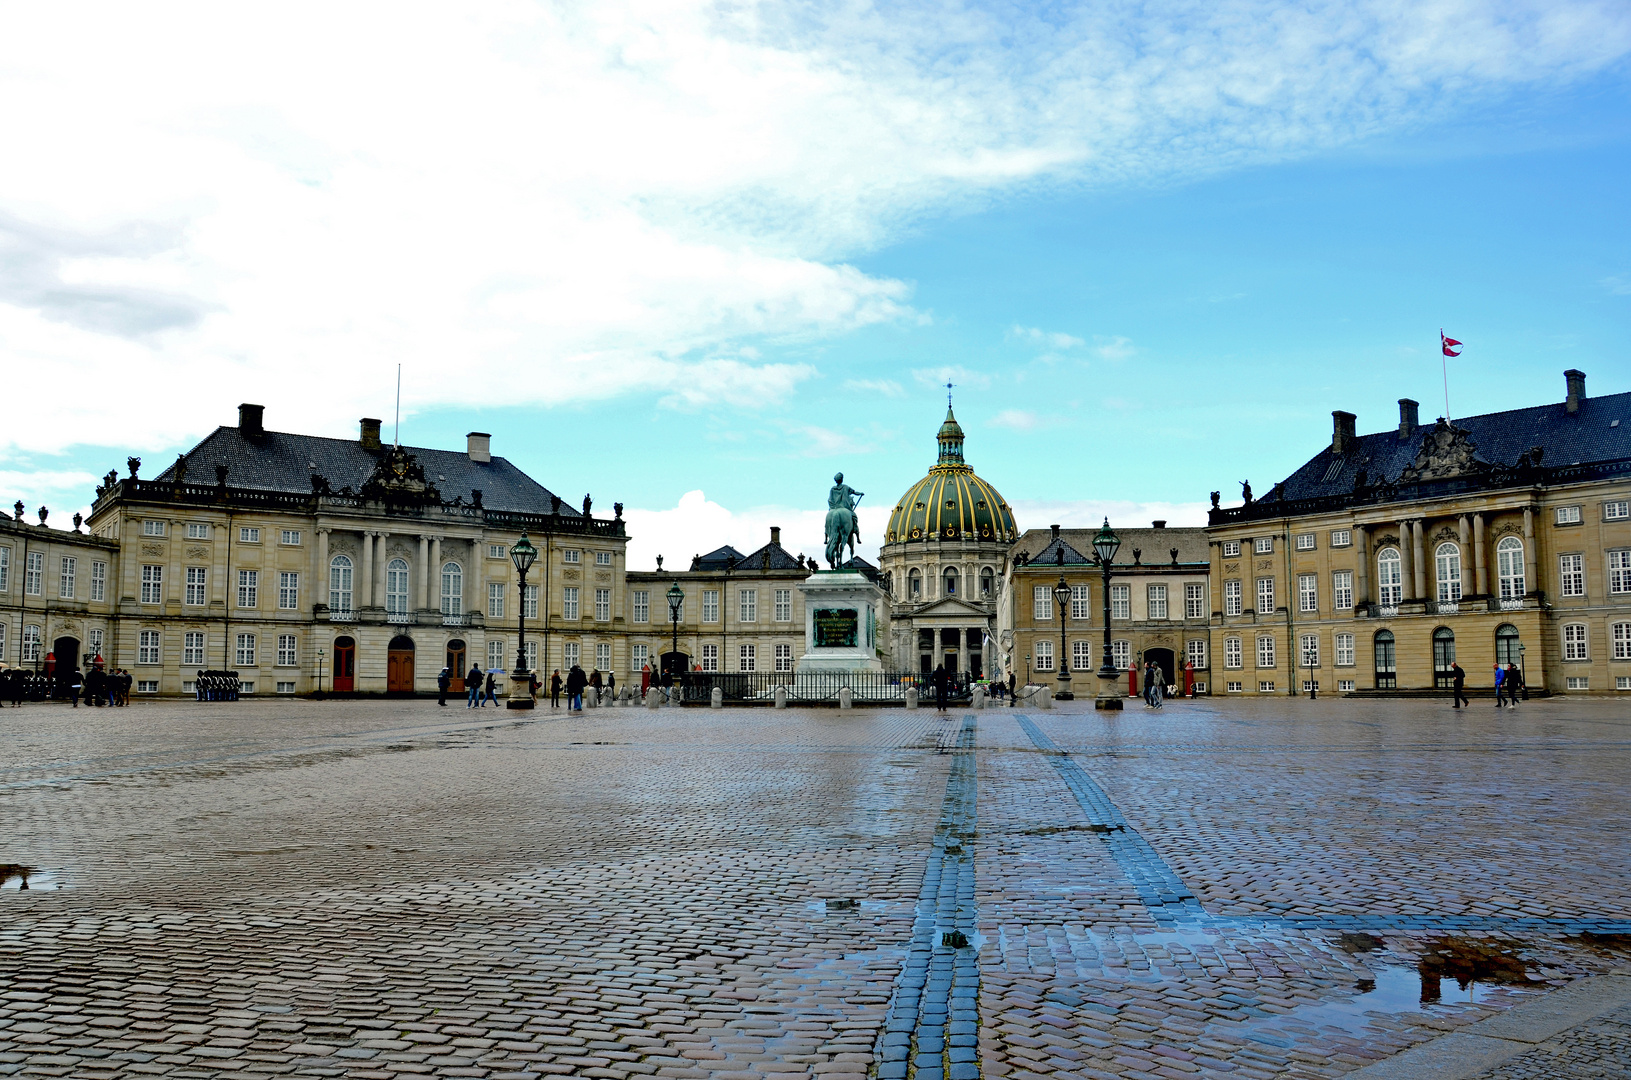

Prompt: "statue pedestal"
[796,570,884,673]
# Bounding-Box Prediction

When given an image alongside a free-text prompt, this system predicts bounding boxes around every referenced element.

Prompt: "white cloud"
[0,0,1625,462]
[842,377,907,397]
[623,488,891,570]
[0,469,100,527]
[1602,275,1631,295]
[1010,499,1212,532]
[1010,325,1085,350]
[989,409,1045,431]
[1092,335,1136,361]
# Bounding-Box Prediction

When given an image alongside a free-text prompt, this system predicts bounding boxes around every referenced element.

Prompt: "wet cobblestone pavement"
[2,697,1629,1078]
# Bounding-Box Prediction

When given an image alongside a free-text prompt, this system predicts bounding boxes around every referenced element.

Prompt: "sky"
[2,1,1629,570]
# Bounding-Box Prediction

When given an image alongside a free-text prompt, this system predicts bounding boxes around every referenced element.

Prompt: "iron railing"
[656,670,975,704]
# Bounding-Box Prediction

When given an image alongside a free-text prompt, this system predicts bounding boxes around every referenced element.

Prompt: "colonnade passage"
[918,627,984,676]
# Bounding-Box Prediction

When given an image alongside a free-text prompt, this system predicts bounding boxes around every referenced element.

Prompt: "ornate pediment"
[359,445,441,507]
[1400,419,1488,482]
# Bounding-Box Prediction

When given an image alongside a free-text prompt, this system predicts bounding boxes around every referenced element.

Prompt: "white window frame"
[631,643,649,673]
[186,522,210,540]
[88,628,102,657]
[1257,634,1276,669]
[441,561,464,615]
[595,551,612,566]
[1555,505,1582,525]
[596,642,611,671]
[90,560,106,602]
[59,556,76,599]
[561,586,579,621]
[1299,633,1319,668]
[25,552,44,596]
[237,569,258,609]
[1330,529,1351,548]
[280,529,302,546]
[0,546,9,591]
[279,571,299,610]
[1298,573,1317,613]
[184,566,207,606]
[488,581,505,618]
[1069,584,1090,620]
[1032,585,1053,621]
[1034,639,1054,671]
[632,590,649,623]
[1254,536,1273,554]
[1147,584,1168,620]
[1435,542,1463,603]
[1377,549,1402,607]
[1562,622,1588,661]
[183,631,206,667]
[1072,640,1093,671]
[329,555,354,613]
[524,584,538,620]
[738,589,757,623]
[738,643,756,672]
[1604,500,1629,521]
[1497,537,1525,601]
[1335,632,1355,667]
[1186,638,1207,669]
[1184,583,1204,619]
[595,587,612,621]
[236,632,256,666]
[142,519,166,537]
[137,630,159,665]
[140,563,163,604]
[1559,553,1585,598]
[1333,570,1353,611]
[774,588,793,622]
[1608,550,1631,595]
[1110,585,1129,621]
[239,526,260,543]
[702,590,720,623]
[775,643,793,673]
[1222,540,1241,557]
[701,644,719,672]
[1224,579,1242,616]
[1612,621,1631,661]
[1295,533,1315,551]
[1112,639,1131,670]
[488,544,506,559]
[277,634,298,667]
[1225,637,1242,669]
[563,549,580,564]
[1256,577,1275,614]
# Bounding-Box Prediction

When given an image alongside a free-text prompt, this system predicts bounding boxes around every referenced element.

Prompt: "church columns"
[1472,513,1488,597]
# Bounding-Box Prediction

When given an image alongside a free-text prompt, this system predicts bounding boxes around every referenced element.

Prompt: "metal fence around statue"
[670,670,972,704]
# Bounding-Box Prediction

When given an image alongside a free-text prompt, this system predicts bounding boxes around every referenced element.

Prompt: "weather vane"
[945,379,955,408]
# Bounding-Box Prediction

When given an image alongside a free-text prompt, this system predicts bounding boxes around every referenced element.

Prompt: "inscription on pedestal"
[813,608,858,648]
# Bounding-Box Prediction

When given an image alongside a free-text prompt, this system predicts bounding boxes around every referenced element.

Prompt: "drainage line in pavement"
[874,713,981,1080]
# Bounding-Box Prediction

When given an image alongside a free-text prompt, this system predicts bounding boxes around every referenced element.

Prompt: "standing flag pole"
[1439,330,1462,420]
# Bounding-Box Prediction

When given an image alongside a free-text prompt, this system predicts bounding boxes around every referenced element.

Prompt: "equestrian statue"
[824,472,863,569]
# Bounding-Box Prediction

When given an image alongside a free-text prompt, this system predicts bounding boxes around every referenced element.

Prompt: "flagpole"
[1440,330,1451,421]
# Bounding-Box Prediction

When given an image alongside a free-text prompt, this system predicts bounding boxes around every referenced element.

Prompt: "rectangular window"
[1295,533,1316,551]
[237,569,258,608]
[1224,580,1242,616]
[1186,639,1207,668]
[1110,585,1129,620]
[1338,679,1355,692]
[487,639,507,669]
[184,566,207,605]
[1258,680,1276,693]
[88,629,102,656]
[775,643,793,672]
[137,680,159,694]
[1070,584,1090,620]
[1257,577,1275,614]
[239,526,260,543]
[589,587,609,621]
[1254,536,1273,554]
[1608,550,1631,594]
[140,564,162,603]
[236,633,256,666]
[774,589,793,622]
[1033,586,1053,621]
[1299,633,1319,668]
[1567,676,1589,690]
[1333,570,1353,610]
[1563,623,1589,661]
[59,556,76,599]
[1335,632,1355,666]
[187,522,210,539]
[1559,554,1585,597]
[1614,622,1631,661]
[25,552,44,596]
[21,625,41,663]
[596,642,611,670]
[563,642,580,668]
[1112,640,1131,670]
[1330,529,1352,548]
[562,587,579,620]
[278,572,299,610]
[183,631,205,666]
[488,544,505,559]
[280,529,301,546]
[631,643,649,672]
[1147,584,1168,620]
[1034,640,1054,671]
[595,551,612,566]
[1184,583,1204,619]
[0,546,8,591]
[1298,573,1317,613]
[738,589,757,622]
[1222,540,1241,557]
[277,681,297,694]
[488,582,505,618]
[1555,505,1582,525]
[1225,637,1242,669]
[701,644,719,672]
[632,590,649,623]
[1072,640,1093,670]
[739,643,756,672]
[702,590,719,623]
[1604,500,1629,521]
[524,584,538,620]
[90,560,106,602]
[139,630,161,665]
[1227,681,1243,693]
[563,549,580,564]
[142,519,166,537]
[1257,634,1276,669]
[277,634,297,667]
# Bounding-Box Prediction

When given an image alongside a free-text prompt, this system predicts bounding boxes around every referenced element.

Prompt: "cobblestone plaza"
[3,698,1629,1078]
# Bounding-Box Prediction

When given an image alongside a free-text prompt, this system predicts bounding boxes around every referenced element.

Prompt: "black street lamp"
[1518,642,1528,701]
[667,581,685,676]
[1052,571,1073,701]
[1091,518,1123,711]
[507,530,538,710]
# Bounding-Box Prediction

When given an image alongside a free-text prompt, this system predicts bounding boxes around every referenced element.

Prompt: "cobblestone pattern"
[1471,1001,1631,1078]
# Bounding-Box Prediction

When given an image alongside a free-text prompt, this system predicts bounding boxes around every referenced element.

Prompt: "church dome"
[885,405,1018,544]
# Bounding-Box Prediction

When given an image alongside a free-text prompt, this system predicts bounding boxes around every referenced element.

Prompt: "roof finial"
[946,379,955,411]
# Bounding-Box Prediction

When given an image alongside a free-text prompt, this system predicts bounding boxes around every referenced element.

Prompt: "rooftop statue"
[824,472,863,569]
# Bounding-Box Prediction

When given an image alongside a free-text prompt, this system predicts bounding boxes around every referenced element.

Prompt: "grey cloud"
[0,212,209,337]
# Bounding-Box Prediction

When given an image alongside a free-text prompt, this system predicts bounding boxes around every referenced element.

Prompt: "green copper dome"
[886,405,1018,544]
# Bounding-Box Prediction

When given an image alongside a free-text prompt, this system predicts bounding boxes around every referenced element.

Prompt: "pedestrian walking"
[1142,660,1158,708]
[437,666,450,706]
[606,671,616,699]
[566,664,587,710]
[1007,671,1016,705]
[467,662,484,708]
[550,669,562,708]
[1450,661,1469,708]
[69,668,82,707]
[931,663,948,713]
[483,670,499,706]
[1504,663,1521,708]
[589,668,603,706]
[1493,664,1506,709]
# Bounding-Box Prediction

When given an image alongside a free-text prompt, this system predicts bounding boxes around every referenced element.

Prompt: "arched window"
[1432,627,1456,687]
[908,568,922,600]
[944,567,959,596]
[1373,629,1396,689]
[329,555,354,613]
[1435,542,1462,604]
[1495,624,1521,667]
[980,567,995,597]
[386,558,410,615]
[441,561,463,615]
[1497,536,1525,602]
[1377,548,1402,607]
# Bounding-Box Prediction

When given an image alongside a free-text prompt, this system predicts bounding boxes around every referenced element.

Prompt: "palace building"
[1206,370,1631,696]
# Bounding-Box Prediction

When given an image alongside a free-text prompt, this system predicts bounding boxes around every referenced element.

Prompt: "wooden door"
[446,640,467,691]
[387,650,415,693]
[333,638,356,693]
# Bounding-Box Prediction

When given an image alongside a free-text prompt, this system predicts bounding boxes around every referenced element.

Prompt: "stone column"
[315,529,329,607]
[958,628,969,676]
[1457,515,1471,599]
[1522,508,1537,596]
[376,531,390,607]
[1355,525,1371,607]
[466,540,478,617]
[361,531,375,607]
[1411,520,1427,602]
[417,535,429,611]
[1472,513,1487,597]
[431,537,443,612]
[1398,521,1414,601]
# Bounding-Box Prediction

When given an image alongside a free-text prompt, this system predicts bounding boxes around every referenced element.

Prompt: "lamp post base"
[507,671,535,710]
[1094,671,1123,711]
[1055,674,1074,701]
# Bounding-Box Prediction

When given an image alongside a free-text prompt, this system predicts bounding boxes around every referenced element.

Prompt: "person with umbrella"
[483,668,499,707]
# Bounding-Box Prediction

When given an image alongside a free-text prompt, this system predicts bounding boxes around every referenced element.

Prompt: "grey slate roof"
[155,426,579,517]
[691,545,748,570]
[736,541,805,571]
[1013,526,1208,567]
[1265,391,1631,504]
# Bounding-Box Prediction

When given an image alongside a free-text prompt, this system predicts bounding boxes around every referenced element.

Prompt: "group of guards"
[193,671,243,701]
[0,665,134,707]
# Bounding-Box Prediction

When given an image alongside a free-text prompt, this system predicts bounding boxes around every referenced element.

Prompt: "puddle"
[1,865,63,891]
[1417,936,1538,1000]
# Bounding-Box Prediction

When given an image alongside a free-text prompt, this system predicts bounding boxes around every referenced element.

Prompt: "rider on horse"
[824,473,863,569]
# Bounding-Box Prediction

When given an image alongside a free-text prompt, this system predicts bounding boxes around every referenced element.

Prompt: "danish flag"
[1441,331,1462,357]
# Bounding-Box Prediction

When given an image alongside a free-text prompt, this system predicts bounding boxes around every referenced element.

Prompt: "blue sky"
[1,3,1628,567]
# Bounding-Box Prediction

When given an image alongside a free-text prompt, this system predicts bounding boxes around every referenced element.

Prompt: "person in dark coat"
[1450,662,1469,708]
[550,669,563,708]
[436,666,450,707]
[483,669,498,706]
[566,664,587,710]
[931,664,948,713]
[467,662,484,708]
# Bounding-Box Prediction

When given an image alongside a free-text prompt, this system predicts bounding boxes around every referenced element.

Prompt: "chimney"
[770,526,781,546]
[360,417,382,451]
[1331,410,1356,454]
[1151,519,1167,529]
[238,403,265,439]
[1398,399,1419,441]
[1050,523,1060,541]
[1565,369,1586,414]
[467,432,491,463]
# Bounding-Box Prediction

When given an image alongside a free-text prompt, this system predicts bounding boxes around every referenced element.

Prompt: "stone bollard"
[838,686,853,710]
[711,686,723,709]
[774,685,788,709]
[972,686,986,710]
[905,686,918,709]
[646,687,660,709]
[1037,686,1053,710]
